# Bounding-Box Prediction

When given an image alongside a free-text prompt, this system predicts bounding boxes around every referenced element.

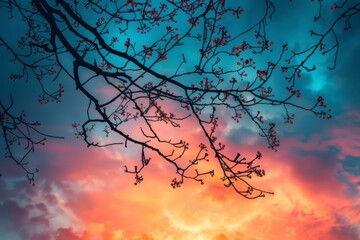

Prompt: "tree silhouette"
[0,0,358,198]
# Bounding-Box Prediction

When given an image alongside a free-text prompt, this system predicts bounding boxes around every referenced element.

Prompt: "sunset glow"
[1,1,360,239]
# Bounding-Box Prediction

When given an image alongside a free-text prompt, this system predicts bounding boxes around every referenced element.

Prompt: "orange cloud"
[9,107,358,240]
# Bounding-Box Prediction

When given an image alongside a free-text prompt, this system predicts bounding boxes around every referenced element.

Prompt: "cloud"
[1,2,360,240]
[55,228,83,240]
[1,89,359,240]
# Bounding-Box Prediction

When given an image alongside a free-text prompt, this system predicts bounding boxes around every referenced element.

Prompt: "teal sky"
[0,1,360,239]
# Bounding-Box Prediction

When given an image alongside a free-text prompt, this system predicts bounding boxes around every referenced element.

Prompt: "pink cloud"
[3,103,359,240]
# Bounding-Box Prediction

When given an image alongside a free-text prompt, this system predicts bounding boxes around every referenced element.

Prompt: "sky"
[0,1,360,239]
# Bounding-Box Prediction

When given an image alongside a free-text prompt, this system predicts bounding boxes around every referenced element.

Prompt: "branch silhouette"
[1,0,358,198]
